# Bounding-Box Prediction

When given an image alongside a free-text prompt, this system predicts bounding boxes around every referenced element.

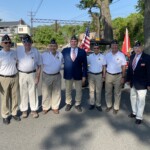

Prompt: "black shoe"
[65,104,72,111]
[3,118,10,125]
[128,113,136,118]
[75,105,82,112]
[89,105,95,110]
[113,109,119,114]
[135,119,142,125]
[12,115,21,121]
[96,106,102,112]
[105,106,112,112]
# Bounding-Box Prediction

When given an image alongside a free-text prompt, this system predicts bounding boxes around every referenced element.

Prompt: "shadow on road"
[40,87,150,149]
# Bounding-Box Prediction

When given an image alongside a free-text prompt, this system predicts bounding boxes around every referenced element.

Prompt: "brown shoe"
[31,111,39,118]
[113,109,119,114]
[52,109,59,114]
[22,111,27,118]
[105,107,112,112]
[43,110,49,115]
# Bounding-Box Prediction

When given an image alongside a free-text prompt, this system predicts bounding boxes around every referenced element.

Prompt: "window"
[19,28,23,32]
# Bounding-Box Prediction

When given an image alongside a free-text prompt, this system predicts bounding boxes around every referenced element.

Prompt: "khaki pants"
[105,73,122,110]
[0,75,19,118]
[42,73,61,110]
[65,79,82,106]
[88,73,103,106]
[19,72,39,112]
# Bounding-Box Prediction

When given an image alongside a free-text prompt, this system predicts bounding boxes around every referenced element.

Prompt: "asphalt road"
[0,71,150,150]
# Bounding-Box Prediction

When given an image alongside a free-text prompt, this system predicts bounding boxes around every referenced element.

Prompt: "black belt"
[0,74,17,78]
[89,72,102,75]
[43,72,60,76]
[18,70,36,74]
[107,72,121,75]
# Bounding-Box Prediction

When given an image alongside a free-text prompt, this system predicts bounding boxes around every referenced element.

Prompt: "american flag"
[80,26,90,52]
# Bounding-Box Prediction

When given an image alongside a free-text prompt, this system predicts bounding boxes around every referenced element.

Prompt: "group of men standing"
[0,34,150,126]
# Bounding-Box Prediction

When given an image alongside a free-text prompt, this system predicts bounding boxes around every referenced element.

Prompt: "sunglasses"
[4,42,11,44]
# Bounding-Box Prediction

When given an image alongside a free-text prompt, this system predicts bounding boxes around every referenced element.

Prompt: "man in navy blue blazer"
[62,35,87,112]
[126,41,150,124]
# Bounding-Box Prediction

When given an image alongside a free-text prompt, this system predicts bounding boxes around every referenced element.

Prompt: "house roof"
[0,19,27,27]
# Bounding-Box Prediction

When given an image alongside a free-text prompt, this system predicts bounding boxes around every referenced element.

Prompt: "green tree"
[144,0,150,54]
[77,0,113,41]
[112,13,144,48]
[136,0,144,15]
[32,24,88,49]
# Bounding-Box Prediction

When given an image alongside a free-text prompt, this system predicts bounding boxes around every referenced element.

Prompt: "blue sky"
[0,0,138,26]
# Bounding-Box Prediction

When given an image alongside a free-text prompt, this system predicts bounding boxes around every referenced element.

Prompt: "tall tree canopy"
[77,0,113,41]
[144,0,150,54]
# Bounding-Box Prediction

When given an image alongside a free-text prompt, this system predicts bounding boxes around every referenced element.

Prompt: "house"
[0,19,30,42]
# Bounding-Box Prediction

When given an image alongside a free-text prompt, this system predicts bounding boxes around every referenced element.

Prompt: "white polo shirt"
[16,46,42,72]
[42,51,63,74]
[87,53,106,73]
[105,50,126,74]
[0,49,18,75]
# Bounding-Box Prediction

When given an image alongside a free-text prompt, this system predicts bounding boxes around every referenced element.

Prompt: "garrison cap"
[93,43,99,47]
[50,39,57,44]
[22,34,32,43]
[70,35,78,41]
[111,39,118,44]
[134,41,141,47]
[1,34,11,42]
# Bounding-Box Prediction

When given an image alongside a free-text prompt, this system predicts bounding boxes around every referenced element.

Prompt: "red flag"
[121,28,131,57]
[80,27,90,52]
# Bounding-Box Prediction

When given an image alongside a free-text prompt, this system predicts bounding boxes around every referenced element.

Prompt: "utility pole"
[28,11,35,36]
[55,20,58,33]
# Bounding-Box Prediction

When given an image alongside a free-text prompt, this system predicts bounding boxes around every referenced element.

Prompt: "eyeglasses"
[4,42,11,44]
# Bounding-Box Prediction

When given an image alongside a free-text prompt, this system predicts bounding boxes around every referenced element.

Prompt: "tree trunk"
[144,0,150,54]
[100,0,113,41]
[89,12,101,39]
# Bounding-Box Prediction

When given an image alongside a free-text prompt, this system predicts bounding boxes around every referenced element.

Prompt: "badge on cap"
[94,43,99,46]
[22,34,32,43]
[50,39,57,44]
[111,39,118,44]
[1,34,11,42]
[134,41,141,47]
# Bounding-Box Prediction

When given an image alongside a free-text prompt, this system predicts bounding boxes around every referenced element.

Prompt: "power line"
[31,0,38,11]
[34,0,44,17]
[32,18,90,25]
